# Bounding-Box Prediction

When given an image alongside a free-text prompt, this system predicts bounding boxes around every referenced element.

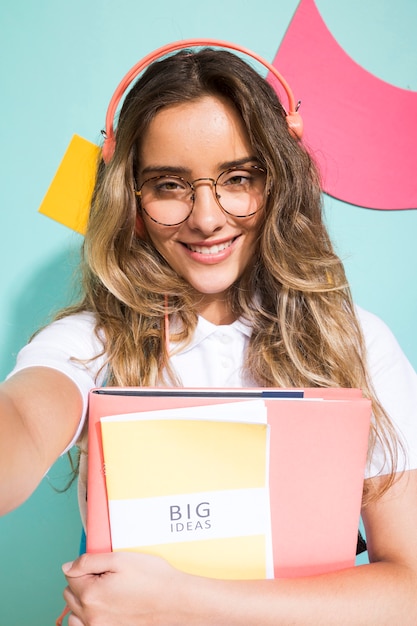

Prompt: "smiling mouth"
[185,237,237,255]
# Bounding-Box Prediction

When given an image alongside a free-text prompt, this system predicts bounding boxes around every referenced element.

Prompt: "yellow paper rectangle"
[118,535,268,579]
[38,134,100,234]
[102,419,267,499]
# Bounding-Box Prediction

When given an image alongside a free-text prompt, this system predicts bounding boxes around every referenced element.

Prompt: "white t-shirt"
[8,306,417,480]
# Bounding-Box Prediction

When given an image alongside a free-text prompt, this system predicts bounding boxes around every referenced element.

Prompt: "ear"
[135,213,146,239]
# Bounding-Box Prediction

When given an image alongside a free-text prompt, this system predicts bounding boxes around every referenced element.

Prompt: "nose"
[186,178,227,234]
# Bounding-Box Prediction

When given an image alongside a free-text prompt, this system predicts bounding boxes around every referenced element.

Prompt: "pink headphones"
[101,38,303,163]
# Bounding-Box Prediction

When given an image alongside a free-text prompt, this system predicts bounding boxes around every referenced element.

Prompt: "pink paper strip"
[270,0,417,210]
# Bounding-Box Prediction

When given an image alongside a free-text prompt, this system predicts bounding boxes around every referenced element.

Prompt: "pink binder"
[86,387,371,578]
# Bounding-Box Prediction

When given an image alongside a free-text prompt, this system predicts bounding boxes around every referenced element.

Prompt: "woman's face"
[138,96,264,324]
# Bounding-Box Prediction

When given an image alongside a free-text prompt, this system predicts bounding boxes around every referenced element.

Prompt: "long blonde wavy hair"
[60,48,399,503]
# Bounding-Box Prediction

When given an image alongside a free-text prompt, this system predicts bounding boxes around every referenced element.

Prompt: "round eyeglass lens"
[215,166,266,218]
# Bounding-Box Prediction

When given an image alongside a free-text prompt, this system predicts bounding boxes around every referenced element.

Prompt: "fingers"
[60,551,184,625]
[67,611,84,626]
[63,584,83,618]
[62,553,121,625]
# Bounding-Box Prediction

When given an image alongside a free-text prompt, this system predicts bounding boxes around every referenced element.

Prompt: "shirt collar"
[170,315,252,356]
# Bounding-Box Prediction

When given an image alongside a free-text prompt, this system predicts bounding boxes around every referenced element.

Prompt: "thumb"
[62,552,115,578]
[62,560,74,574]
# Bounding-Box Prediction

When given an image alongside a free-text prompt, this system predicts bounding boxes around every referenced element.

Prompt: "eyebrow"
[140,156,261,177]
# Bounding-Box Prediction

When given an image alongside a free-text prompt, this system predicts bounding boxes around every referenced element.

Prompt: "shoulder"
[354,304,417,399]
[355,305,417,475]
[355,305,412,375]
[8,311,107,386]
[42,310,98,335]
[355,305,399,347]
[30,309,102,345]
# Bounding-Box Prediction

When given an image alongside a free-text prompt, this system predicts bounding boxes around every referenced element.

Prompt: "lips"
[185,237,236,255]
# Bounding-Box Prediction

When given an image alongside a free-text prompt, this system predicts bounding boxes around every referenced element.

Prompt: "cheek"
[145,222,178,258]
[244,211,264,245]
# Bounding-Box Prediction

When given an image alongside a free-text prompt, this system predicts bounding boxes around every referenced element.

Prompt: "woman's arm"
[0,366,83,514]
[62,468,417,625]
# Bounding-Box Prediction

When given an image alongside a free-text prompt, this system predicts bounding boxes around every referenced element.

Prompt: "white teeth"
[187,239,234,255]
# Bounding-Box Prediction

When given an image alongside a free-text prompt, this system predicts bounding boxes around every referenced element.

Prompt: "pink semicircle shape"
[269,0,417,210]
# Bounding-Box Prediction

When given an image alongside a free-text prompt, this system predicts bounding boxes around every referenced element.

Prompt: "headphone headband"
[102,38,303,163]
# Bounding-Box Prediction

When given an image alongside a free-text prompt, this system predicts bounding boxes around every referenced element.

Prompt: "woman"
[2,46,417,625]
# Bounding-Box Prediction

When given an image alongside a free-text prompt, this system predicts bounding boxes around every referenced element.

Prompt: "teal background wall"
[1,1,416,623]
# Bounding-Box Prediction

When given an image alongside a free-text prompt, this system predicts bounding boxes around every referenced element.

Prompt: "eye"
[219,169,255,190]
[227,172,250,184]
[149,176,190,196]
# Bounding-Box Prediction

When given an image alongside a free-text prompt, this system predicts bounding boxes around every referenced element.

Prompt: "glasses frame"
[135,164,267,227]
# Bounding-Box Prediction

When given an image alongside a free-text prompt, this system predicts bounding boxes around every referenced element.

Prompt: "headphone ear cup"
[102,135,116,164]
[286,111,303,140]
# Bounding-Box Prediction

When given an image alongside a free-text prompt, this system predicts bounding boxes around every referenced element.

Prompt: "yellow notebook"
[100,400,272,579]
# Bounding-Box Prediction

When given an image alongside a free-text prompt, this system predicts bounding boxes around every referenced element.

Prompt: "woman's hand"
[62,470,417,626]
[62,551,194,626]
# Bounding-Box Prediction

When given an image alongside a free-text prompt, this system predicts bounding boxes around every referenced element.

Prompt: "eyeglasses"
[135,165,267,226]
